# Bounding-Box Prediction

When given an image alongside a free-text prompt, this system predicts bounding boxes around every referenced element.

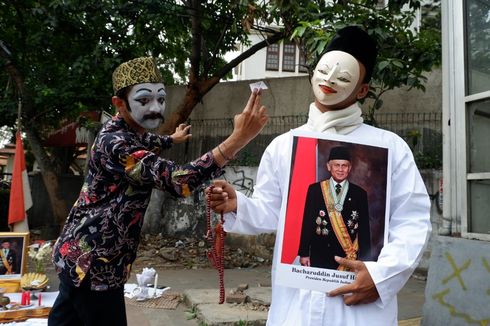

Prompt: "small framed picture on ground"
[0,232,29,279]
[275,129,390,293]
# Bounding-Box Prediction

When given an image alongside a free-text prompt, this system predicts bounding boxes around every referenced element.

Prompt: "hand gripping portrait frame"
[275,130,391,293]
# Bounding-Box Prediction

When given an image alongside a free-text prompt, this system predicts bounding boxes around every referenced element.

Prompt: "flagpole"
[8,97,32,232]
[17,97,22,129]
[9,97,21,232]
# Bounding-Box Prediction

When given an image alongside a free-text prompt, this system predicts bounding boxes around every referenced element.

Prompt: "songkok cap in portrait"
[323,25,378,83]
[328,146,351,161]
[112,57,163,94]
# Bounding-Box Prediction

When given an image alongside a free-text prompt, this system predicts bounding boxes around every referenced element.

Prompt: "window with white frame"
[444,0,490,240]
[265,42,309,74]
[464,0,490,236]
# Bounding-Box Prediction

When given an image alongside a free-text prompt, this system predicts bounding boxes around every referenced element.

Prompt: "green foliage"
[290,0,442,123]
[233,150,260,167]
[1,0,442,134]
[1,0,442,173]
[405,128,442,169]
[185,304,210,325]
[0,0,255,132]
[406,129,422,149]
[0,0,267,177]
[185,306,198,320]
[414,151,442,169]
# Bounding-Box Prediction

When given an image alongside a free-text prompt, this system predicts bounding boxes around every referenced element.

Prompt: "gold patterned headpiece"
[112,57,163,94]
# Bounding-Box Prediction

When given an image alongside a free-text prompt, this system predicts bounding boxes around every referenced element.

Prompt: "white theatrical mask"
[311,50,360,106]
[127,83,166,130]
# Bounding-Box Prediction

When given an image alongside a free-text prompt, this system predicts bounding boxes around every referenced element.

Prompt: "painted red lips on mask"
[319,85,337,94]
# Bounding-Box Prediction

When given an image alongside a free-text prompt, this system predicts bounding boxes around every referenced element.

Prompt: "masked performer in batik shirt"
[48,57,268,326]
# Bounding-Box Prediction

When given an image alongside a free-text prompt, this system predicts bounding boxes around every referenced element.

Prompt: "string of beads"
[205,185,226,304]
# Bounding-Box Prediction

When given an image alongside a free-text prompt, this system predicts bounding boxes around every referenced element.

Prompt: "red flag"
[281,136,317,264]
[8,131,33,229]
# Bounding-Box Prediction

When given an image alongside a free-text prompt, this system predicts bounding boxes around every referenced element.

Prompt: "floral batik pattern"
[52,115,223,290]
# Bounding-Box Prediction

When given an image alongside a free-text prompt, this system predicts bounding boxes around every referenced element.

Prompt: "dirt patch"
[133,233,273,270]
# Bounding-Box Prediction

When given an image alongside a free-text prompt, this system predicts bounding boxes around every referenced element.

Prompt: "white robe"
[223,122,431,326]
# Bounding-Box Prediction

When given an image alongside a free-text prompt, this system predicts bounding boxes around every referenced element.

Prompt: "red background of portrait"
[281,136,317,264]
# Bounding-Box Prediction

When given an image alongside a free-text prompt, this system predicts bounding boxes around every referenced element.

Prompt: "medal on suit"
[329,180,349,212]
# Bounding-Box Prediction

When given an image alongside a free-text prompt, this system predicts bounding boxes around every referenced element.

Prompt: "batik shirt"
[52,115,223,291]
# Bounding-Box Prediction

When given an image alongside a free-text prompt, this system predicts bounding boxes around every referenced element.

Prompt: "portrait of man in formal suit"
[0,240,18,275]
[298,146,371,271]
[0,233,28,277]
[275,133,388,292]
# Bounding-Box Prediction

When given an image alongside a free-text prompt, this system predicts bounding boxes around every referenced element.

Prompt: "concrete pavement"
[125,267,272,326]
[123,266,427,326]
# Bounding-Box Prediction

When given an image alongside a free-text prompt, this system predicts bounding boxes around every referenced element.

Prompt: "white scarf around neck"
[305,102,363,134]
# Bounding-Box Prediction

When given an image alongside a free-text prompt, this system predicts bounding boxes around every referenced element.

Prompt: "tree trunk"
[2,41,70,228]
[25,127,69,227]
[159,30,285,135]
[162,85,204,135]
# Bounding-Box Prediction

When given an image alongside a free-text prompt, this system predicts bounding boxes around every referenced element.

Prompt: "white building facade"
[229,30,309,81]
[229,1,436,81]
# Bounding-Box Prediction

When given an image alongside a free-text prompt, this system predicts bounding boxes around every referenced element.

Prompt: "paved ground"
[121,266,427,326]
[42,264,426,325]
[36,232,429,325]
[125,267,272,326]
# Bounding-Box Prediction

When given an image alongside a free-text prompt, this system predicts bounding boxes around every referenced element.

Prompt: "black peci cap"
[323,26,378,83]
[328,146,351,161]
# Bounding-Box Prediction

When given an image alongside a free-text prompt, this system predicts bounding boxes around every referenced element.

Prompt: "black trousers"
[48,279,127,326]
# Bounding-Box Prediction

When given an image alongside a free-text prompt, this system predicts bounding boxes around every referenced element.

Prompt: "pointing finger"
[328,283,355,297]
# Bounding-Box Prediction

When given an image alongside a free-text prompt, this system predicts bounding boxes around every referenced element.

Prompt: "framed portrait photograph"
[275,129,391,293]
[0,232,29,279]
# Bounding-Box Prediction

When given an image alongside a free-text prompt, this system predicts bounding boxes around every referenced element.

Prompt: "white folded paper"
[249,81,268,92]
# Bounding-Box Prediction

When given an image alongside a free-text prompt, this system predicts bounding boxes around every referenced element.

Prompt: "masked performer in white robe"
[208,25,431,326]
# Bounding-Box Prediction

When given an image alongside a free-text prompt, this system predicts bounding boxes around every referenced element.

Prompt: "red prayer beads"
[205,186,226,304]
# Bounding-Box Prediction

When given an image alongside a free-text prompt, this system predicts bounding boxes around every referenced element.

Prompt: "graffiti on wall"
[223,167,255,197]
[427,177,443,215]
[431,252,490,325]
